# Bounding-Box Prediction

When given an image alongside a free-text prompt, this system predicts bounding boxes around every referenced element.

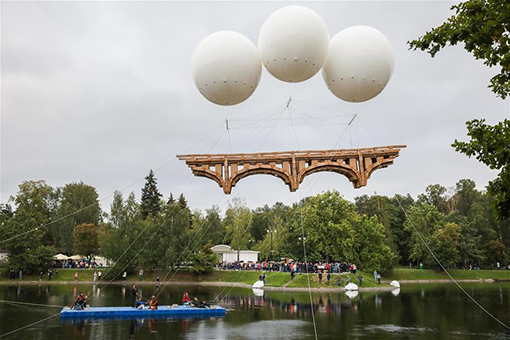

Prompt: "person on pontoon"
[183,292,191,304]
[136,298,146,310]
[149,295,159,310]
[192,297,210,308]
[74,292,86,310]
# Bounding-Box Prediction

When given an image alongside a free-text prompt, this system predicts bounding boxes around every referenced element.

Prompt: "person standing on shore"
[98,271,102,281]
[377,273,381,284]
[122,272,127,281]
[318,271,323,284]
[19,269,23,280]
[358,274,362,287]
[139,269,143,282]
[93,271,97,283]
[374,270,378,282]
[75,272,78,282]
[39,272,43,281]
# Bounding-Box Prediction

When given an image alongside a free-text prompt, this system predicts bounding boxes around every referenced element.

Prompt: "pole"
[270,230,273,262]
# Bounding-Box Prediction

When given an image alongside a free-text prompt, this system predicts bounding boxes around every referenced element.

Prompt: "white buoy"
[252,280,264,289]
[252,288,264,296]
[345,282,359,291]
[390,280,400,288]
[345,290,359,299]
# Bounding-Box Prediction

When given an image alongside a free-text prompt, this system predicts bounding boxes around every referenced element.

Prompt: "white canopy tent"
[53,253,70,260]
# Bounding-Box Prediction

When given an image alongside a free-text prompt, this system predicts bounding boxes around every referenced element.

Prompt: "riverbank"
[3,268,510,290]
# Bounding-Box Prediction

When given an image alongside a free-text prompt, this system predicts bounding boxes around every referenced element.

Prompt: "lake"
[0,282,509,339]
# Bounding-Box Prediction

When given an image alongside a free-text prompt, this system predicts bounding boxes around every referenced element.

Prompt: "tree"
[302,191,356,262]
[351,215,396,272]
[452,120,510,220]
[178,193,188,210]
[167,193,175,205]
[486,239,508,265]
[100,192,143,276]
[190,243,218,275]
[0,180,58,274]
[431,222,461,269]
[355,194,402,265]
[409,1,510,219]
[140,169,162,220]
[408,0,510,98]
[404,203,447,267]
[73,223,99,258]
[224,198,252,255]
[53,182,101,253]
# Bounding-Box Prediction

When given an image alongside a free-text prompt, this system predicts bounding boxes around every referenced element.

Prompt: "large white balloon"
[259,6,330,83]
[322,26,394,103]
[191,31,262,106]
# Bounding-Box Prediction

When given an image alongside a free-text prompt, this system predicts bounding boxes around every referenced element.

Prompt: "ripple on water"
[186,319,310,340]
[355,324,434,334]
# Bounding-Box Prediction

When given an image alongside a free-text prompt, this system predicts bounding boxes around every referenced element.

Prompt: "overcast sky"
[2,1,509,214]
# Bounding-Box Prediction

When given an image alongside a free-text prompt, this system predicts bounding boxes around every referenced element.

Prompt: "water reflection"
[2,284,510,339]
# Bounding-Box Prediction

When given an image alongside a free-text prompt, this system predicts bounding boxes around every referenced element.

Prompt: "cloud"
[1,1,507,213]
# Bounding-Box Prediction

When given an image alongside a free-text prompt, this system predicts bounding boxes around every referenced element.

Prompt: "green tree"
[355,194,401,265]
[224,198,252,257]
[486,239,508,265]
[140,169,162,220]
[409,0,510,220]
[302,191,356,262]
[73,223,99,258]
[404,203,447,267]
[351,215,395,272]
[100,192,143,276]
[53,182,100,253]
[190,243,218,275]
[431,222,462,269]
[452,120,510,220]
[0,180,58,274]
[408,0,510,98]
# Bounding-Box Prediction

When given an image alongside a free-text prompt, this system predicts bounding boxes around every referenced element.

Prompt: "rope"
[0,313,60,338]
[357,113,510,331]
[300,203,318,340]
[0,300,63,309]
[0,120,226,246]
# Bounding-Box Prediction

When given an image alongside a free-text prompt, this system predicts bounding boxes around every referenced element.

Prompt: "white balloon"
[191,31,262,106]
[323,26,394,103]
[259,6,330,83]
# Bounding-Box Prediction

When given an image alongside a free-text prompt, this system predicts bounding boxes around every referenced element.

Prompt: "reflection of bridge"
[177,145,406,194]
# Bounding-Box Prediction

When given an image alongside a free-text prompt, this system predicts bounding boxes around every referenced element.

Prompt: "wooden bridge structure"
[177,145,406,194]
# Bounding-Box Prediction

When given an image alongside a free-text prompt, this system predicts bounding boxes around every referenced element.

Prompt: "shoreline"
[0,278,502,292]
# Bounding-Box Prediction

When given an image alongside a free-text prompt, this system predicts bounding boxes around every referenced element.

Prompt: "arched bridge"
[177,145,406,194]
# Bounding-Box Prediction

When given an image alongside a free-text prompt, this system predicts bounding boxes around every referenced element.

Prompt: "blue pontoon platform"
[60,305,226,318]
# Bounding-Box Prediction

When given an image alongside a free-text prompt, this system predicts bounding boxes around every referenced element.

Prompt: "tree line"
[1,167,509,276]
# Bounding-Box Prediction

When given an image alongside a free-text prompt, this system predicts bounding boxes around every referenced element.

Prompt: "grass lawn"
[5,268,510,285]
[286,271,384,288]
[386,268,510,281]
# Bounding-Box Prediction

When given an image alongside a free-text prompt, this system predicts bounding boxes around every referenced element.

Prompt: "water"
[1,282,510,339]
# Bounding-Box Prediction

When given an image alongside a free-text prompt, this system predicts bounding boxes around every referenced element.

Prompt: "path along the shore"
[0,278,500,292]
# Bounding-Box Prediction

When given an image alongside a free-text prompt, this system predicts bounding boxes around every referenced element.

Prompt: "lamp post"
[267,228,277,262]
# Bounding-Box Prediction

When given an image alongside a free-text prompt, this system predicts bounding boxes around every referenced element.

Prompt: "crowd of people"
[216,261,360,275]
[51,259,104,269]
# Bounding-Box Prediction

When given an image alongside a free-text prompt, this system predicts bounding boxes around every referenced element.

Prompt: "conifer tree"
[167,193,175,205]
[140,170,162,219]
[178,193,188,210]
